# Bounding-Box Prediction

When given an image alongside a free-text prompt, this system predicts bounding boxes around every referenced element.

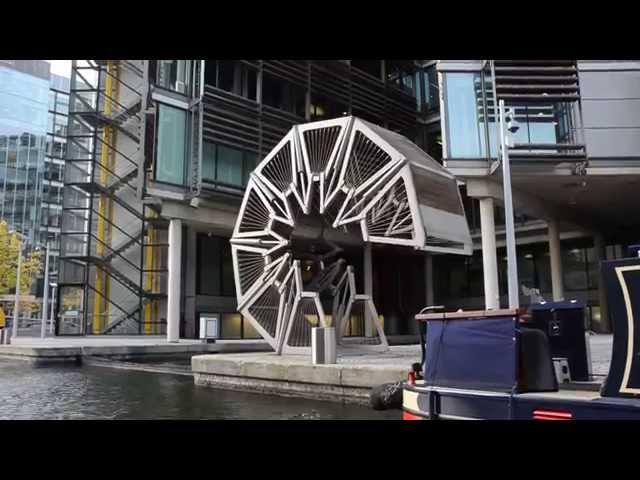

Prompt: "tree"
[0,220,43,314]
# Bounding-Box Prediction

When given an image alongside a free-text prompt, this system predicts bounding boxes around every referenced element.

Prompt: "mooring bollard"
[311,327,336,364]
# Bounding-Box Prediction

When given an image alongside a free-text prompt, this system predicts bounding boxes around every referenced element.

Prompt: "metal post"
[364,243,374,337]
[594,233,609,332]
[49,285,56,334]
[41,242,50,338]
[167,218,182,343]
[499,100,519,309]
[424,253,434,307]
[12,240,23,339]
[548,219,564,302]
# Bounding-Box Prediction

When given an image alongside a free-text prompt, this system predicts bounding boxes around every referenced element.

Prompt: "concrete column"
[479,197,500,310]
[548,219,564,302]
[594,233,610,332]
[364,243,374,337]
[167,218,182,343]
[425,253,434,307]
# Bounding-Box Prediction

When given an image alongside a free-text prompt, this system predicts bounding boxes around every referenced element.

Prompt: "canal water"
[0,361,399,420]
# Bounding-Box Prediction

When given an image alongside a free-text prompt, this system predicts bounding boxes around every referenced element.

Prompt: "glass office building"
[41,74,70,281]
[0,62,69,331]
[0,60,50,245]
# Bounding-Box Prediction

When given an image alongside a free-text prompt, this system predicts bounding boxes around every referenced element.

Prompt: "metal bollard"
[311,327,336,364]
[1,328,10,345]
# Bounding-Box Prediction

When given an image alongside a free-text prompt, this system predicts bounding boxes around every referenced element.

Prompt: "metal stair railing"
[60,60,171,336]
[87,283,142,333]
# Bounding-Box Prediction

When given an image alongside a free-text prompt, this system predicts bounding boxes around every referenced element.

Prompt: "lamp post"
[40,242,50,338]
[10,230,27,340]
[498,99,520,309]
[49,283,57,335]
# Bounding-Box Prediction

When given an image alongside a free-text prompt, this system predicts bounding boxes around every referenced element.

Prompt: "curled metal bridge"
[231,116,471,354]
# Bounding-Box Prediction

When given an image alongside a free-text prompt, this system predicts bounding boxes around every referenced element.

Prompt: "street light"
[9,230,27,340]
[40,242,50,338]
[49,282,58,335]
[498,99,520,309]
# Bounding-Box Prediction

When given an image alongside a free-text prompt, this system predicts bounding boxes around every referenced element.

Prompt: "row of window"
[155,102,259,189]
[153,61,433,190]
[434,239,602,307]
[203,60,426,120]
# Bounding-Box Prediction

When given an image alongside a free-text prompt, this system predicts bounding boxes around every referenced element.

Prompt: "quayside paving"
[0,336,270,365]
[192,335,613,405]
[192,346,423,405]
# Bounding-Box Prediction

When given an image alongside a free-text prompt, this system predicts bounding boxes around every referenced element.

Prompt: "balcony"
[441,64,586,167]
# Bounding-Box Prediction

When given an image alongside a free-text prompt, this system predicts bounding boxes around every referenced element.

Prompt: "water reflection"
[0,361,398,420]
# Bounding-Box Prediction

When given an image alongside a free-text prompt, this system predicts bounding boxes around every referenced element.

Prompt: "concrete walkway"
[0,335,271,364]
[193,348,412,405]
[192,334,614,404]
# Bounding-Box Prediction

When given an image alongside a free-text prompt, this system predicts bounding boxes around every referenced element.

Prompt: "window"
[386,61,416,96]
[219,313,261,339]
[220,313,243,339]
[262,73,306,117]
[422,64,439,112]
[202,141,216,181]
[351,60,382,79]
[443,72,487,159]
[243,152,257,186]
[309,93,348,122]
[505,103,576,148]
[205,61,257,101]
[534,250,552,296]
[196,233,236,297]
[197,235,221,296]
[563,244,588,292]
[586,246,600,290]
[157,60,192,95]
[202,141,257,188]
[216,145,243,186]
[155,103,186,185]
[243,318,261,339]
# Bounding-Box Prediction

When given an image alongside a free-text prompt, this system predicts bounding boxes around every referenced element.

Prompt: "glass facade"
[443,72,488,159]
[205,60,257,101]
[218,313,261,339]
[417,63,439,113]
[202,141,256,189]
[442,70,581,160]
[155,103,187,185]
[386,61,416,96]
[157,60,193,95]
[195,233,260,339]
[196,234,235,297]
[0,64,49,245]
[434,237,610,332]
[263,73,305,117]
[41,73,70,287]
